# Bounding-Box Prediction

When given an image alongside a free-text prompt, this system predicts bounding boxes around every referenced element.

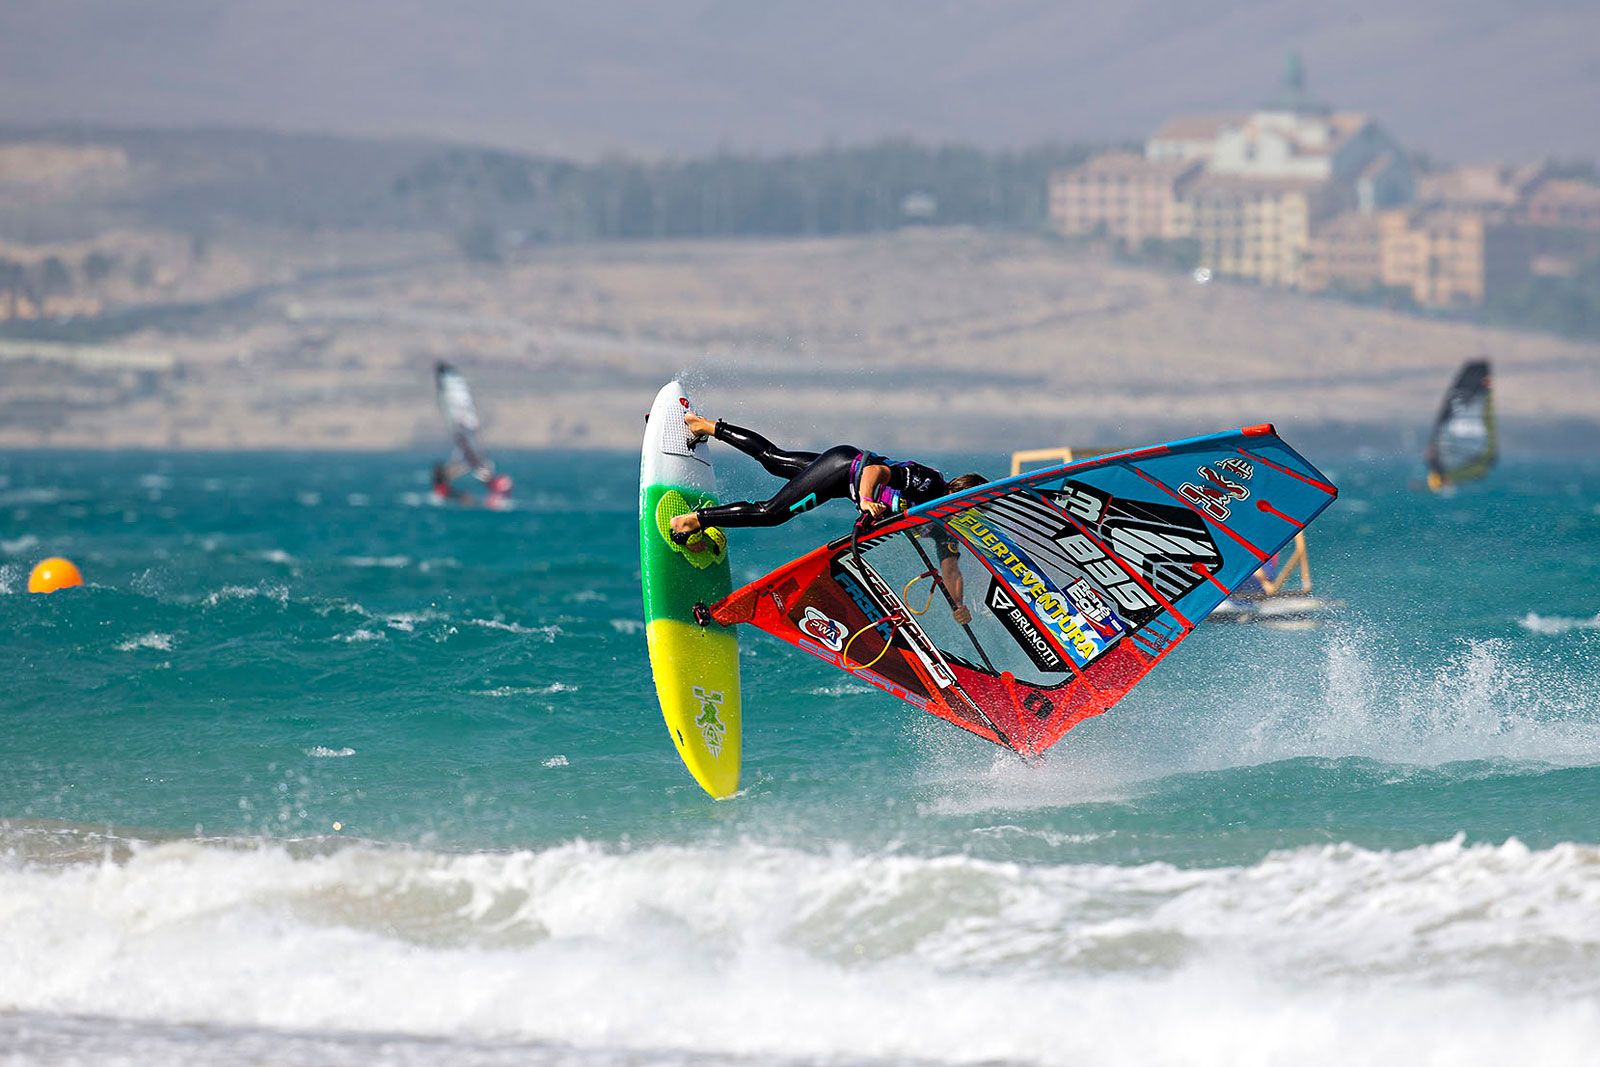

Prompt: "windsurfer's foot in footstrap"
[657,489,726,567]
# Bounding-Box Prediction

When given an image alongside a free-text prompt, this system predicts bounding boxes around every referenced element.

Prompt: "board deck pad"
[653,490,726,568]
[639,382,741,798]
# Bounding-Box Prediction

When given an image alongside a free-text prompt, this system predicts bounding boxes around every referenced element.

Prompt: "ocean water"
[1,447,1598,1066]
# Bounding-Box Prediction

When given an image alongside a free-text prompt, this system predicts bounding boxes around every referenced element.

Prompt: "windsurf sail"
[1424,359,1495,491]
[435,362,494,479]
[710,425,1337,757]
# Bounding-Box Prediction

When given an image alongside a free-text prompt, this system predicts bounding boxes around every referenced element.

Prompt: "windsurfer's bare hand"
[683,413,716,438]
[951,603,972,626]
[860,500,888,521]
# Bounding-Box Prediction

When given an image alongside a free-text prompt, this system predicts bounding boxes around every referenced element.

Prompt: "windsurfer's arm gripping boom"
[857,463,891,520]
[940,551,971,625]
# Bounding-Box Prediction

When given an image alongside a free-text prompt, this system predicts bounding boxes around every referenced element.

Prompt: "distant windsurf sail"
[1425,360,1495,490]
[711,425,1337,756]
[435,362,493,478]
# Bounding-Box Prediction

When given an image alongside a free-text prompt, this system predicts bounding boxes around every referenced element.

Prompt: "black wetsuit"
[695,422,959,557]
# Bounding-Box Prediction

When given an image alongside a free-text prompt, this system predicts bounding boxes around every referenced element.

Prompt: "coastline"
[2,230,1596,453]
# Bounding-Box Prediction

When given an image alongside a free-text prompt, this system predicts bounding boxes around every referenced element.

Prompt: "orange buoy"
[28,557,83,594]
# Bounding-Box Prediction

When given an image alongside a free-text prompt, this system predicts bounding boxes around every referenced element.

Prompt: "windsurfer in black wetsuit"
[669,413,987,624]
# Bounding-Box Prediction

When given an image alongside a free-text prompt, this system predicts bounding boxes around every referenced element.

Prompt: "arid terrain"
[2,226,1596,454]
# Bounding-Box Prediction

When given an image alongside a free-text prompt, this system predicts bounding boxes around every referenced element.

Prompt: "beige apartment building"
[1050,58,1599,307]
[1415,163,1543,215]
[1523,178,1600,231]
[1300,212,1385,292]
[1047,152,1200,248]
[1171,175,1321,286]
[1304,208,1532,307]
[1382,209,1529,307]
[1381,211,1489,306]
[1303,161,1600,306]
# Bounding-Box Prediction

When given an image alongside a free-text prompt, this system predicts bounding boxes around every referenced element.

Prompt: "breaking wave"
[0,827,1596,1065]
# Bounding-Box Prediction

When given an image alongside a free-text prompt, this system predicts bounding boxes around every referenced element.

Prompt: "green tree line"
[0,250,153,318]
[394,139,1106,257]
[1484,255,1600,340]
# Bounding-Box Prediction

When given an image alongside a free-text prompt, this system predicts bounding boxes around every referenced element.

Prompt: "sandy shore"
[2,228,1596,453]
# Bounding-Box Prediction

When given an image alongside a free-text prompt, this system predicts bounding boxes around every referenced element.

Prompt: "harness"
[848,451,944,513]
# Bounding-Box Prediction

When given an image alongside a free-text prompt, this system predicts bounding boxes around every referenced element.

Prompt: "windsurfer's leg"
[676,445,856,532]
[701,419,821,480]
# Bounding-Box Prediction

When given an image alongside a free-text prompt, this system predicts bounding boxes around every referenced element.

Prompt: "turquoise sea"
[2,444,1598,1065]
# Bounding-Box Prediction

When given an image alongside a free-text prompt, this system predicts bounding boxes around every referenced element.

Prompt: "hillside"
[1,229,1594,454]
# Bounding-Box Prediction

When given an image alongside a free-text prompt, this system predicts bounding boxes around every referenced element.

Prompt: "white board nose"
[650,380,708,465]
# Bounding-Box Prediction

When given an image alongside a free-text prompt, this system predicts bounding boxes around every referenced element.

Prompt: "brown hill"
[2,230,1594,453]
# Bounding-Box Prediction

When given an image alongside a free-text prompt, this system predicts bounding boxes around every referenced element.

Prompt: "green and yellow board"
[639,380,741,798]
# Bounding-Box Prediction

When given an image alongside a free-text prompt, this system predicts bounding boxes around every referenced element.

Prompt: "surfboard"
[639,381,741,798]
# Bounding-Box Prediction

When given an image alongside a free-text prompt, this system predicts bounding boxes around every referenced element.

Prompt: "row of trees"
[394,139,1108,259]
[1484,255,1600,340]
[394,138,1600,342]
[0,251,153,317]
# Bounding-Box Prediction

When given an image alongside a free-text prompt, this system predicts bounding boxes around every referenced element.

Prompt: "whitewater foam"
[345,555,411,569]
[0,833,1595,1065]
[201,583,290,608]
[1173,625,1600,771]
[807,683,876,697]
[115,633,174,652]
[1,533,40,555]
[469,619,562,641]
[472,684,579,698]
[384,611,444,633]
[1520,612,1600,635]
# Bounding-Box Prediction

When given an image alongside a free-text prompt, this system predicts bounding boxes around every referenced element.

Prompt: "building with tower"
[1051,55,1413,288]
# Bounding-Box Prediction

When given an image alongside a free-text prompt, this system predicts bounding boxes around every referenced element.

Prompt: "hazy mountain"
[1,1,1596,162]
